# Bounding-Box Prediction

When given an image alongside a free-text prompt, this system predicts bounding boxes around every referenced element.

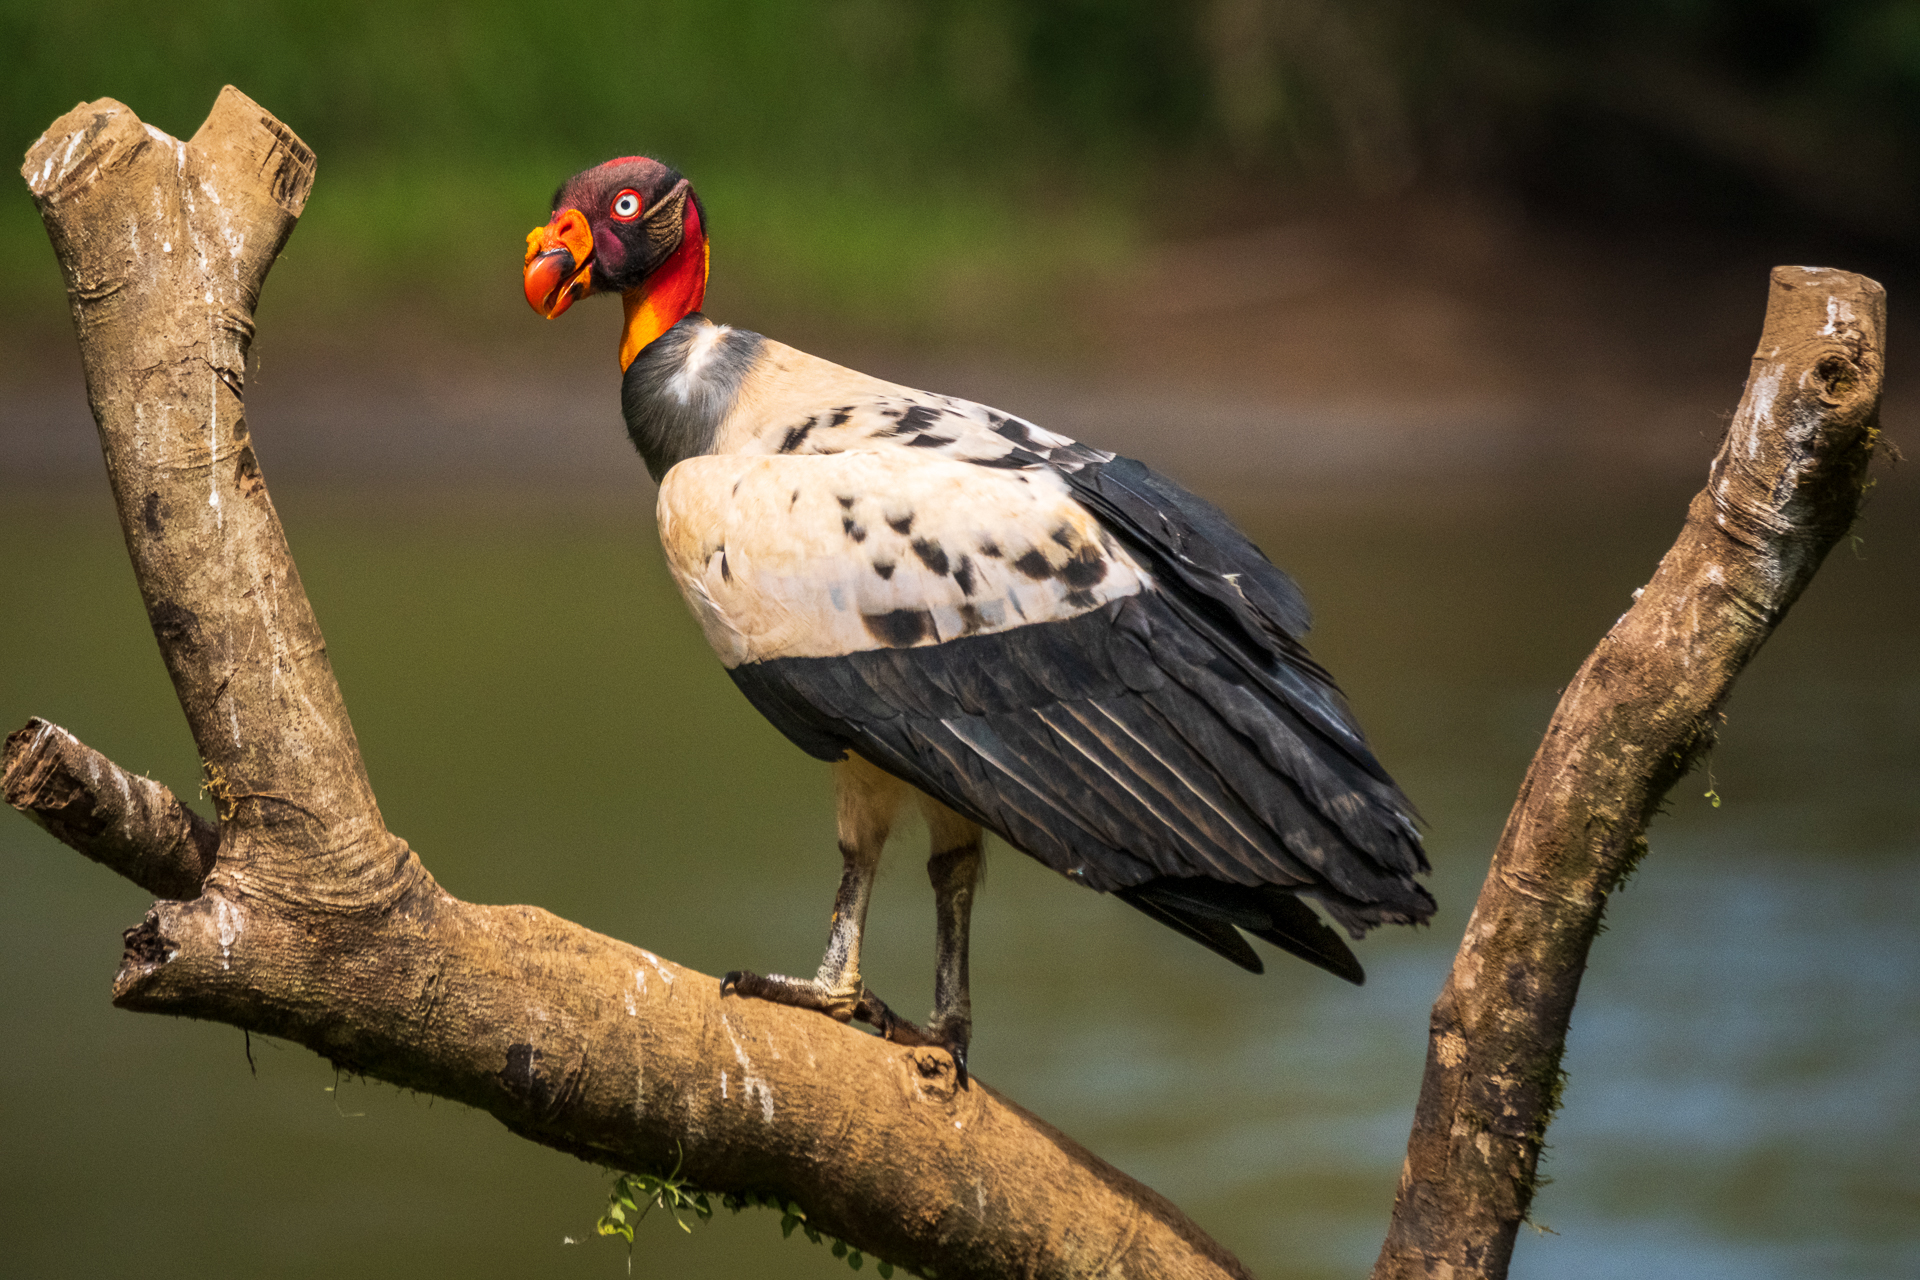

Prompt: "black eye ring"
[610,189,643,222]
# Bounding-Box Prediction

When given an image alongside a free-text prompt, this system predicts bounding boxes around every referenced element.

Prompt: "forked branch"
[14,88,1888,1280]
[13,90,1247,1280]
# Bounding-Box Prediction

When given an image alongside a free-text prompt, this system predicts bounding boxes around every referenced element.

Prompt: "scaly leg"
[722,754,905,1021]
[923,798,983,1084]
[850,795,983,1086]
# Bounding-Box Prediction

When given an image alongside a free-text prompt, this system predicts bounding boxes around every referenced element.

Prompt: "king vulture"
[524,157,1433,1083]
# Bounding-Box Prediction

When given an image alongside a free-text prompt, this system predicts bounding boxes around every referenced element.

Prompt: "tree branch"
[16,90,1248,1280]
[1371,266,1886,1280]
[3,717,219,898]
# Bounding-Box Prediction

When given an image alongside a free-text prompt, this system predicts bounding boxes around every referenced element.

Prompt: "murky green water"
[3,476,1914,1279]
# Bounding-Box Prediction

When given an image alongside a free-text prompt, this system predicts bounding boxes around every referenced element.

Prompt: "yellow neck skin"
[619,236,711,372]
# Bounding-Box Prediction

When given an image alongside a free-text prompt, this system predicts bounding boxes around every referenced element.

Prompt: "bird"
[523,156,1433,1084]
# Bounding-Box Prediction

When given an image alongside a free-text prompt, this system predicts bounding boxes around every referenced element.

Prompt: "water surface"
[2,471,1914,1279]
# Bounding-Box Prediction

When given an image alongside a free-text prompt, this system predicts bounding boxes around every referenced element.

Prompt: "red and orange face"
[524,156,713,367]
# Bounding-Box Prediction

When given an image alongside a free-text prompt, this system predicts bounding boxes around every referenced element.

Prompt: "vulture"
[524,157,1433,1083]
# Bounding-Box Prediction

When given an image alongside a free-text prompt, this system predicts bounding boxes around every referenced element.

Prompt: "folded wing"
[658,437,1432,978]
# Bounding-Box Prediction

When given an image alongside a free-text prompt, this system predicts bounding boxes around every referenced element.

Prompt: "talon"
[855,988,903,1037]
[720,970,747,996]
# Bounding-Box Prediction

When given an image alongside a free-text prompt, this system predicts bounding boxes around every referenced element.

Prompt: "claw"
[854,988,905,1038]
[852,997,971,1088]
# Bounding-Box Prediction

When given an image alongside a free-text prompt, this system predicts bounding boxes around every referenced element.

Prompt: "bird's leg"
[722,754,903,1022]
[923,805,983,1085]
[852,798,983,1086]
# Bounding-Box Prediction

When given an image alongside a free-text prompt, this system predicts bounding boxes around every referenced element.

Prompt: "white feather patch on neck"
[666,322,731,405]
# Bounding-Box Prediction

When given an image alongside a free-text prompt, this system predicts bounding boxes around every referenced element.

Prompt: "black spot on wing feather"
[988,411,1034,446]
[837,495,856,509]
[906,433,956,448]
[779,417,818,453]
[873,560,895,580]
[911,538,950,576]
[843,517,867,543]
[896,403,947,433]
[1060,544,1109,589]
[830,408,852,427]
[952,556,977,596]
[1012,549,1053,580]
[978,538,1003,558]
[862,608,933,648]
[887,513,915,536]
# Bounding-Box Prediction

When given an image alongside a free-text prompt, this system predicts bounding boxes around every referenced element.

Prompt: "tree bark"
[13,89,1248,1280]
[1371,266,1887,1279]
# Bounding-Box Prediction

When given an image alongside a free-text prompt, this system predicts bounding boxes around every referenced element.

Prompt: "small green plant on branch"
[596,1157,908,1277]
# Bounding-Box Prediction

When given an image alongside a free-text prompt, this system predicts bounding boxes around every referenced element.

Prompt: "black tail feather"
[1122,878,1365,985]
[1246,889,1365,985]
[1116,887,1264,973]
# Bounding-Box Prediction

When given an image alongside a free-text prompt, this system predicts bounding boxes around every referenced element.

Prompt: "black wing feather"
[724,449,1432,976]
[730,596,1432,924]
[1065,456,1403,788]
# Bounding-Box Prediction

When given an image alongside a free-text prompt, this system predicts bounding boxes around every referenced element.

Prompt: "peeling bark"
[13,90,1249,1280]
[1371,266,1887,1280]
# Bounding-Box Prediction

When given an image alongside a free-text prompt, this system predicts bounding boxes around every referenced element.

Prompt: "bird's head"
[523,156,710,370]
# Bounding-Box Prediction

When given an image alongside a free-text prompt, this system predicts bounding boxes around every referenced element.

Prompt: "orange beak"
[523,208,595,318]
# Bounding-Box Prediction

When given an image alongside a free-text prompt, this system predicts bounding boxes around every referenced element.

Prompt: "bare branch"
[1372,266,1886,1280]
[3,717,218,898]
[17,90,1250,1280]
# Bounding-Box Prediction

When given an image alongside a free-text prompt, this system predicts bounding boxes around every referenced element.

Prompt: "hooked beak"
[523,208,595,318]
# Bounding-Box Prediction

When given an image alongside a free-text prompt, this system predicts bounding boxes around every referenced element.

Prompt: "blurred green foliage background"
[7,0,1920,340]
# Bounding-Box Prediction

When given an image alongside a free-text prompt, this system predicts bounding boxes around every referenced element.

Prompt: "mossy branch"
[1371,266,1886,1279]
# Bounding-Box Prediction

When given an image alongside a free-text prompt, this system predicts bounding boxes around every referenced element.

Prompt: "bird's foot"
[719,970,861,1022]
[853,995,971,1088]
[720,973,970,1086]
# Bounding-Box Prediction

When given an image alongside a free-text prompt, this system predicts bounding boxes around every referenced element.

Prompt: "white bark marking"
[720,1013,776,1122]
[640,951,675,990]
[1743,368,1781,461]
[214,896,242,970]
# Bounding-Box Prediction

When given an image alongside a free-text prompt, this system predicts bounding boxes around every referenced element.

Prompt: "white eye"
[611,191,642,220]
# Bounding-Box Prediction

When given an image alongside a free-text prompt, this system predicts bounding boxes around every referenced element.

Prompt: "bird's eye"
[610,190,643,221]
